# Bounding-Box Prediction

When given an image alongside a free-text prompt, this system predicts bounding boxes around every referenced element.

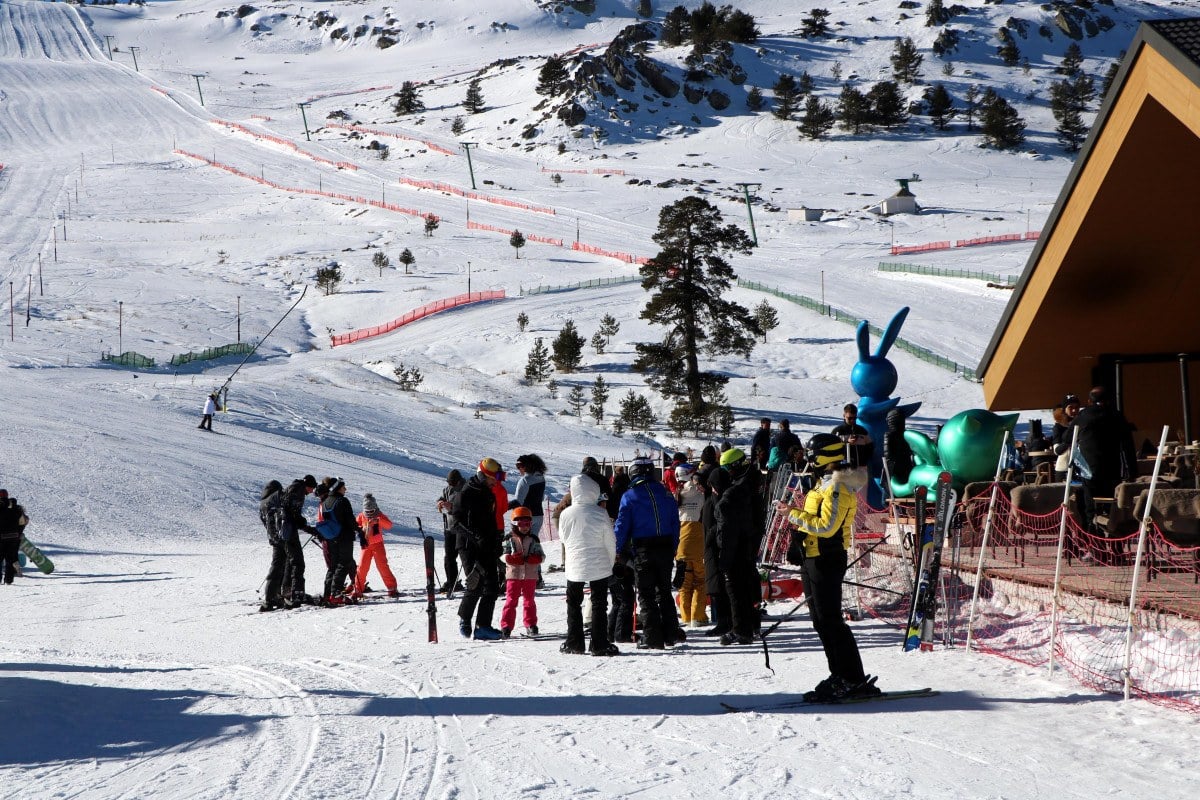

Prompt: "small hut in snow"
[874,176,922,216]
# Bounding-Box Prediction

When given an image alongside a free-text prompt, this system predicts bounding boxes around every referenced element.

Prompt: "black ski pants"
[457,547,500,629]
[443,520,459,590]
[0,535,20,584]
[632,537,682,648]
[801,548,866,683]
[264,540,287,604]
[283,536,306,600]
[566,578,610,653]
[607,563,636,642]
[324,533,356,599]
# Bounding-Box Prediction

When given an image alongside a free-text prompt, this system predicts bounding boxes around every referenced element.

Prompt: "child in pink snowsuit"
[499,507,545,637]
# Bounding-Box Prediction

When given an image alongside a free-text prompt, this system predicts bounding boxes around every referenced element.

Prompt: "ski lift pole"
[965,430,1009,652]
[1047,425,1079,677]
[735,182,761,246]
[1124,426,1169,701]
[217,285,307,397]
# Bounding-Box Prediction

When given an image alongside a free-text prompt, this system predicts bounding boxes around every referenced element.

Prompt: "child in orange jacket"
[354,493,399,598]
[499,507,545,637]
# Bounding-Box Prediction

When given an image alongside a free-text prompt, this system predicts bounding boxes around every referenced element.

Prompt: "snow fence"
[330,290,506,347]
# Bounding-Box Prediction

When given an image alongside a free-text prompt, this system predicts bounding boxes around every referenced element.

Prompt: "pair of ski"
[722,687,938,713]
[902,471,957,652]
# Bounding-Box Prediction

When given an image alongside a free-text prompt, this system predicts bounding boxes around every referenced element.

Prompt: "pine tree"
[979,88,1026,150]
[598,313,620,344]
[662,6,690,46]
[393,81,425,115]
[752,300,779,342]
[537,55,570,96]
[771,74,800,121]
[590,375,609,424]
[398,247,415,274]
[925,0,950,27]
[509,229,526,259]
[1058,42,1084,77]
[1101,55,1123,99]
[372,251,390,277]
[516,312,529,332]
[1050,72,1095,153]
[801,8,830,39]
[590,330,606,354]
[463,79,485,114]
[524,338,552,384]
[315,264,342,295]
[837,84,872,134]
[997,35,1020,68]
[797,95,835,140]
[891,37,923,85]
[451,116,466,135]
[924,83,955,130]
[746,86,764,111]
[567,385,586,417]
[551,320,585,372]
[637,0,653,19]
[633,197,758,418]
[963,84,980,131]
[797,71,816,96]
[868,80,907,127]
[618,391,657,434]
[424,214,440,237]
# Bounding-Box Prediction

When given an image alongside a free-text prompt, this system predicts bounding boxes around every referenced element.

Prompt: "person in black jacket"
[772,419,802,457]
[437,469,466,594]
[701,467,732,637]
[1072,387,1138,531]
[321,479,362,605]
[259,480,286,611]
[278,475,318,608]
[714,449,760,645]
[0,489,28,585]
[455,459,505,640]
[605,465,636,642]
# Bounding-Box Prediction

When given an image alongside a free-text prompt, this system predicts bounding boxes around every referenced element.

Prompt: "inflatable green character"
[890,408,1018,497]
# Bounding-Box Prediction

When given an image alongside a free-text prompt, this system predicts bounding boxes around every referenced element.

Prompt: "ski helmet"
[719,447,747,468]
[675,463,697,480]
[511,506,533,522]
[806,433,849,471]
[630,456,655,477]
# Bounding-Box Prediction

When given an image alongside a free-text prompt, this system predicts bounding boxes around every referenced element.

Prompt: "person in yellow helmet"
[777,433,879,702]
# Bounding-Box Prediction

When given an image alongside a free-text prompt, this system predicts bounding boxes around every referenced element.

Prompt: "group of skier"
[255,434,879,700]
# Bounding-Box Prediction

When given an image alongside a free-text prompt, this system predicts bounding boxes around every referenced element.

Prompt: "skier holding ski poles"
[777,434,880,702]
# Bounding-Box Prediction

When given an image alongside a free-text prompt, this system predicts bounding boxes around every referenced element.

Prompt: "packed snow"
[1,1,1196,798]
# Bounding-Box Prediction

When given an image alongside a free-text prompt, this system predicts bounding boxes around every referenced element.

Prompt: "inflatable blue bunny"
[851,307,921,508]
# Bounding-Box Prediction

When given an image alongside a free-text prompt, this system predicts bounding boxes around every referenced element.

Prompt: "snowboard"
[721,688,938,713]
[903,472,956,652]
[19,537,54,575]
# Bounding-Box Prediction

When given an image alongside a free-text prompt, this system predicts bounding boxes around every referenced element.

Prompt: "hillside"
[1,1,1197,798]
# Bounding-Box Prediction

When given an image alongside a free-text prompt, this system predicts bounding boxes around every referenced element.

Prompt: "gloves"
[358,533,368,549]
[671,559,687,590]
[786,536,806,566]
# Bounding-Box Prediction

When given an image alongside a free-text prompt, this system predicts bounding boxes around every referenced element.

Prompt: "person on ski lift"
[777,434,881,702]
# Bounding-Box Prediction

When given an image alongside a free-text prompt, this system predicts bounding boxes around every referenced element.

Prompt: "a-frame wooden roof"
[978,18,1200,413]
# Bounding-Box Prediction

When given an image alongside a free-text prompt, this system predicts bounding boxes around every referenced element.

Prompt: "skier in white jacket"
[558,473,618,656]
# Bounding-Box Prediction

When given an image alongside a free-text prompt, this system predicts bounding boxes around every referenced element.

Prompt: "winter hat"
[630,456,655,476]
[479,457,502,477]
[0,489,7,500]
[1062,393,1081,408]
[313,484,330,498]
[363,493,380,514]
[303,475,318,488]
[582,456,600,472]
[329,479,346,495]
[720,447,747,468]
[446,469,464,485]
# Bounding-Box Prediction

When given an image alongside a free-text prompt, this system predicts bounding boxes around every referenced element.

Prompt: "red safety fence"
[466,220,563,247]
[174,150,438,220]
[762,472,1200,713]
[303,84,394,103]
[398,177,556,216]
[538,167,626,176]
[212,119,358,170]
[150,86,169,96]
[891,232,1043,255]
[570,241,649,265]
[326,122,457,156]
[250,114,272,121]
[330,290,506,347]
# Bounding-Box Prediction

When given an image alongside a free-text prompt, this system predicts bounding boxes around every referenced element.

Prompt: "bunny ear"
[875,307,910,358]
[856,320,871,361]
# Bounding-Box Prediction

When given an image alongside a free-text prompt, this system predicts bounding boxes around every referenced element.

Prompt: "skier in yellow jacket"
[777,433,879,702]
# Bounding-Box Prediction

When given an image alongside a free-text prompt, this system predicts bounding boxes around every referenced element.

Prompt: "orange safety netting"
[398,177,556,216]
[889,241,950,256]
[212,119,358,171]
[174,150,438,220]
[570,241,648,265]
[326,121,456,155]
[465,220,562,247]
[762,473,1200,712]
[329,291,505,347]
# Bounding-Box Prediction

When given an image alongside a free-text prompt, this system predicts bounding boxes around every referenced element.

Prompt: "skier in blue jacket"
[614,456,683,649]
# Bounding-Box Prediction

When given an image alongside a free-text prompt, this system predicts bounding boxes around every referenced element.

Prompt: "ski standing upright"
[903,472,956,652]
[419,516,438,643]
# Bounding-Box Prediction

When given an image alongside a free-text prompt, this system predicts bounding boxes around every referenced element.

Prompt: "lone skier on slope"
[198,392,218,431]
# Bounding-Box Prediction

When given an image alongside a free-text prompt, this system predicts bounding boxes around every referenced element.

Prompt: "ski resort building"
[978,17,1200,444]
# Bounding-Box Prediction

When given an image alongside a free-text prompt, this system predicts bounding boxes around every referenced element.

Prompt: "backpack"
[315,498,342,540]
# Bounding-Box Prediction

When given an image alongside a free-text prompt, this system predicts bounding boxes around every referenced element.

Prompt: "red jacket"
[355,511,393,544]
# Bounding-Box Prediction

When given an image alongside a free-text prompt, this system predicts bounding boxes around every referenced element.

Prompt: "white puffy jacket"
[558,474,616,583]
